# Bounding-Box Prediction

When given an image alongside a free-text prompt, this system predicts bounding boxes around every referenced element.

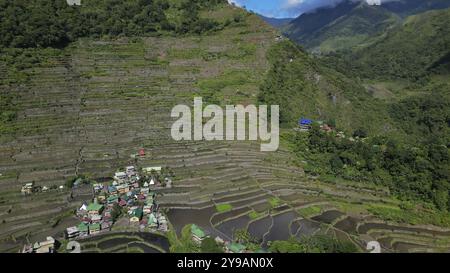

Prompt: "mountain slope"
[352,8,450,80]
[284,0,358,50]
[383,0,450,16]
[258,15,293,28]
[283,0,450,53]
[258,40,392,133]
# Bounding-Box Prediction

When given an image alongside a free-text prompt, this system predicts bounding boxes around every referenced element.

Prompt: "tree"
[111,203,122,222]
[353,128,368,138]
[200,237,223,253]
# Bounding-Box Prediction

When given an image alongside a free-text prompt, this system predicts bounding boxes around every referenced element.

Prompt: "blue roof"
[299,118,313,125]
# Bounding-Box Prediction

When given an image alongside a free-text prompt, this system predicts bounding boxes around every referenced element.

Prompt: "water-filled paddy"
[216,214,251,239]
[248,216,272,241]
[263,211,298,246]
[293,219,321,238]
[312,210,345,224]
[79,232,169,252]
[167,207,216,236]
[211,207,252,226]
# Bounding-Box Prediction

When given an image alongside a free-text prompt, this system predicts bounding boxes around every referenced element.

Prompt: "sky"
[227,0,384,18]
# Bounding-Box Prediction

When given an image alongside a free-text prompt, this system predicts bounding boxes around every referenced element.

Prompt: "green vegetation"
[268,197,282,208]
[368,204,450,227]
[286,1,399,53]
[65,175,91,188]
[323,8,450,81]
[248,210,264,220]
[355,9,450,80]
[291,119,449,212]
[259,39,390,132]
[111,203,122,223]
[215,203,232,213]
[269,235,359,253]
[200,237,223,253]
[0,0,227,49]
[168,224,199,253]
[298,206,322,218]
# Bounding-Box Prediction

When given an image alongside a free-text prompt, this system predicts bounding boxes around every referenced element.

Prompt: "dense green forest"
[321,8,450,81]
[0,0,227,49]
[258,40,391,132]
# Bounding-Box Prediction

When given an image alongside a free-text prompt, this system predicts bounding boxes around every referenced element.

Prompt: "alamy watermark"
[171,97,279,152]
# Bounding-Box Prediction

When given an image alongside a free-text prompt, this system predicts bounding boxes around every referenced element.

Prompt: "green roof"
[229,243,246,253]
[191,224,205,238]
[148,213,157,225]
[132,208,143,218]
[77,223,88,232]
[87,203,104,212]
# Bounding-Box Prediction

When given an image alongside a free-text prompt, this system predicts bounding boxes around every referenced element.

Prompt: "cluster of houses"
[297,118,333,133]
[22,236,57,254]
[65,165,170,240]
[21,182,64,195]
[190,224,264,253]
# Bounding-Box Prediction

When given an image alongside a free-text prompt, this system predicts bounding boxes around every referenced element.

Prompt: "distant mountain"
[258,15,293,28]
[383,0,450,17]
[283,0,450,53]
[353,8,450,79]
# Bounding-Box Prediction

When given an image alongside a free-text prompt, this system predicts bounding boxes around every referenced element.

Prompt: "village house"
[126,166,136,176]
[107,195,118,204]
[142,166,162,175]
[130,208,143,223]
[143,205,153,215]
[91,214,102,223]
[101,221,111,231]
[108,185,117,195]
[158,214,168,232]
[114,171,127,182]
[140,187,149,195]
[33,236,56,253]
[78,223,89,236]
[89,223,101,235]
[148,213,158,229]
[21,182,35,195]
[298,118,313,132]
[227,242,246,253]
[66,0,81,6]
[87,203,104,215]
[66,226,80,239]
[97,194,106,202]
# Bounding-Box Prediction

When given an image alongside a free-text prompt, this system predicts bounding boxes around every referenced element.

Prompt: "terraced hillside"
[1,5,450,253]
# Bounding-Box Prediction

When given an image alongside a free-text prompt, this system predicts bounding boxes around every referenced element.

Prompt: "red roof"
[139,149,145,156]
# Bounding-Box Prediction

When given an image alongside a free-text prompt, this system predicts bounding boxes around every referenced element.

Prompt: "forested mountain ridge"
[0,0,227,48]
[323,8,450,81]
[282,0,450,53]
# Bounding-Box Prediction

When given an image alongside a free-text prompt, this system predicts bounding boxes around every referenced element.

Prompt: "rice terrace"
[0,0,450,255]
